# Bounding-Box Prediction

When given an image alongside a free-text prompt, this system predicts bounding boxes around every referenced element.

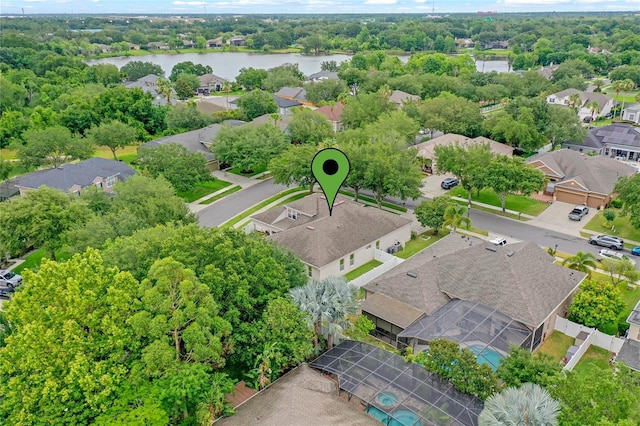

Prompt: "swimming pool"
[367,406,423,426]
[467,344,504,370]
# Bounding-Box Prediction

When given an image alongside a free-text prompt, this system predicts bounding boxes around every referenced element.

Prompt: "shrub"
[610,199,623,209]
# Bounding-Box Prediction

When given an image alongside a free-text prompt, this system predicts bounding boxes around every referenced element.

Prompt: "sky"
[1,0,639,16]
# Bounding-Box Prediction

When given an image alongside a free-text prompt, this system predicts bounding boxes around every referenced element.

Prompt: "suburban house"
[139,121,245,171]
[307,70,339,82]
[248,193,412,280]
[622,103,640,124]
[388,90,420,108]
[617,300,640,371]
[546,88,615,121]
[197,73,228,94]
[563,123,640,162]
[454,37,475,48]
[526,148,637,208]
[314,102,345,132]
[12,158,136,197]
[123,74,177,106]
[537,64,560,80]
[181,40,196,49]
[274,87,312,107]
[146,42,170,50]
[250,113,293,132]
[414,133,513,172]
[207,37,223,48]
[361,234,586,363]
[228,35,245,46]
[274,96,302,115]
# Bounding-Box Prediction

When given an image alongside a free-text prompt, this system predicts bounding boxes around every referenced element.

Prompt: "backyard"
[396,230,450,259]
[345,260,383,281]
[447,187,549,216]
[536,330,574,361]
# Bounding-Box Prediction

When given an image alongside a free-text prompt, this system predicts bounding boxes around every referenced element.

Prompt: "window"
[630,113,636,121]
[96,182,103,188]
[287,208,298,220]
[106,176,117,188]
[339,259,344,271]
[307,265,312,277]
[549,98,555,103]
[350,253,354,266]
[366,244,371,250]
[375,241,380,249]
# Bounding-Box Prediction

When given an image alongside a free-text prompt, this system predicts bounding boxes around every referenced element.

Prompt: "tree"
[434,143,493,205]
[0,186,90,259]
[443,204,471,233]
[0,159,12,181]
[414,196,454,235]
[562,251,597,278]
[479,383,560,426]
[340,90,395,129]
[155,77,174,105]
[567,92,582,112]
[169,61,212,82]
[269,144,318,193]
[496,347,562,388]
[213,123,288,173]
[93,85,167,136]
[174,73,199,99]
[18,125,94,169]
[341,140,368,202]
[544,105,587,150]
[601,258,640,287]
[611,79,635,119]
[587,100,601,120]
[195,373,236,425]
[236,89,277,121]
[138,144,212,192]
[613,174,640,229]
[166,103,215,131]
[0,250,142,425]
[87,120,137,160]
[485,108,545,151]
[235,67,268,90]
[419,94,485,137]
[483,155,546,212]
[289,276,359,349]
[304,79,348,105]
[568,279,624,330]
[287,108,333,144]
[365,109,420,145]
[263,63,304,92]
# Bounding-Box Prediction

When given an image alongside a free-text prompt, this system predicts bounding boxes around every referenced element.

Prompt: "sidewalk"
[188,170,270,213]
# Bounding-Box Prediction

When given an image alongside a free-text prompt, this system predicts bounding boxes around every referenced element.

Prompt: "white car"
[0,270,22,289]
[597,249,636,266]
[489,237,507,246]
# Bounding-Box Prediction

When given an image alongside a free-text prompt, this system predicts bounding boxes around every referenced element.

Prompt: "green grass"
[583,209,640,244]
[452,199,529,221]
[573,346,611,375]
[535,330,575,361]
[222,187,306,228]
[448,186,549,216]
[338,190,408,212]
[617,280,640,326]
[0,148,17,160]
[176,179,232,202]
[458,226,489,236]
[275,192,307,205]
[396,230,450,259]
[13,248,72,274]
[198,185,242,204]
[605,92,639,104]
[229,164,268,177]
[592,118,614,127]
[345,260,383,281]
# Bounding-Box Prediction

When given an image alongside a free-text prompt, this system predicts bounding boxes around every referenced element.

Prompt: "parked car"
[0,270,22,288]
[589,235,624,250]
[568,205,589,221]
[441,177,459,190]
[598,249,636,266]
[582,116,593,123]
[632,247,640,256]
[490,237,507,246]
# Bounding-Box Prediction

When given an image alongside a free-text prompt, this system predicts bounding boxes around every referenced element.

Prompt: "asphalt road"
[197,179,288,227]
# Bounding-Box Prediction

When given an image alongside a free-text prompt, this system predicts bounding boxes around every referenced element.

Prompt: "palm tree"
[479,383,560,426]
[611,79,635,120]
[586,100,601,120]
[195,373,236,426]
[567,93,582,113]
[443,204,471,233]
[562,251,597,278]
[222,80,233,110]
[289,276,359,349]
[156,77,174,105]
[592,79,605,93]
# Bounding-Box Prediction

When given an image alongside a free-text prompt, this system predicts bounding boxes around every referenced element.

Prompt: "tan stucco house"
[546,88,615,121]
[527,149,636,208]
[248,193,412,280]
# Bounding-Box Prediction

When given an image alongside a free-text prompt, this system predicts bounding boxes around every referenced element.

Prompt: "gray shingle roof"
[307,70,339,81]
[141,121,245,161]
[250,114,292,131]
[123,74,177,106]
[551,89,613,109]
[582,123,640,150]
[360,292,425,329]
[365,234,586,328]
[389,90,420,105]
[257,194,412,268]
[275,87,307,100]
[274,96,302,109]
[15,158,136,192]
[617,339,640,372]
[527,149,637,195]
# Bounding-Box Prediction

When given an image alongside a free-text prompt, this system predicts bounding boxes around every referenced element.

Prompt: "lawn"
[573,346,611,375]
[535,330,574,361]
[339,190,407,212]
[222,187,306,228]
[345,260,383,281]
[448,186,549,216]
[605,92,639,104]
[0,148,17,160]
[93,145,140,162]
[452,199,529,221]
[176,179,232,202]
[396,230,450,260]
[198,185,241,204]
[13,248,72,274]
[583,209,640,244]
[617,280,640,329]
[229,164,268,177]
[592,118,614,127]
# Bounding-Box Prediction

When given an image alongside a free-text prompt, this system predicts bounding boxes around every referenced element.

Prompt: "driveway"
[420,173,456,198]
[522,201,588,237]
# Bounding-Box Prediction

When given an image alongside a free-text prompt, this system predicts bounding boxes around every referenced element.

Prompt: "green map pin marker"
[311,148,350,216]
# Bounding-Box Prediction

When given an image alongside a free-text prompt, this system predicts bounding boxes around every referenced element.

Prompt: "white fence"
[349,250,405,288]
[554,316,625,370]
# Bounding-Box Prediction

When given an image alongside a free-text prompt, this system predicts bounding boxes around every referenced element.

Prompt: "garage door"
[556,189,586,205]
[585,195,606,208]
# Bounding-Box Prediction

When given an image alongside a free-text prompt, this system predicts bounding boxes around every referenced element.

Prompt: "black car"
[441,177,459,189]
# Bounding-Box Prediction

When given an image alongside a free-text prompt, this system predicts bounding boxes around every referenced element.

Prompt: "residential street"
[196,179,288,227]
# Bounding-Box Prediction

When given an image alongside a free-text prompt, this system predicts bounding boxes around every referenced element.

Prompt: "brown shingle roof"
[258,194,412,268]
[414,133,513,161]
[361,293,425,329]
[314,102,345,122]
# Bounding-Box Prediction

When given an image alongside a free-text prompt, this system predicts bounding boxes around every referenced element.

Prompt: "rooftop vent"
[485,246,497,252]
[306,226,315,230]
[507,251,515,257]
[406,272,418,278]
[336,200,345,206]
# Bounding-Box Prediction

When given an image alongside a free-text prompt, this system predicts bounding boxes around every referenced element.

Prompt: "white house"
[546,88,614,121]
[622,103,640,124]
[248,193,412,280]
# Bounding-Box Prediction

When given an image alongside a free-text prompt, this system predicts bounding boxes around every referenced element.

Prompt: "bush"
[610,199,623,209]
[598,320,619,336]
[618,320,630,337]
[603,209,617,223]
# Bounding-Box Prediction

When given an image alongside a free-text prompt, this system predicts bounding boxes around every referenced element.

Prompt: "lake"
[87,52,511,80]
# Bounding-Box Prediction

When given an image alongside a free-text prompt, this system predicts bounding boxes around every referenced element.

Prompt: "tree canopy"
[213,122,288,172]
[235,89,277,121]
[138,143,212,192]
